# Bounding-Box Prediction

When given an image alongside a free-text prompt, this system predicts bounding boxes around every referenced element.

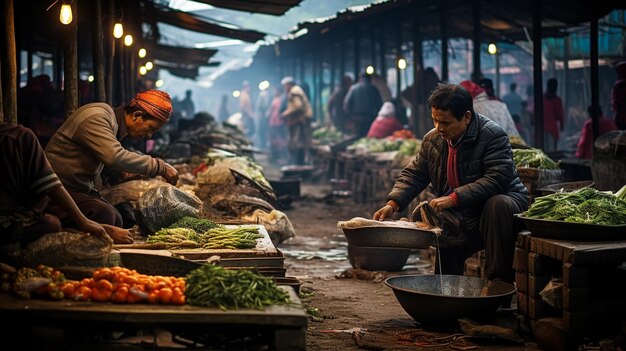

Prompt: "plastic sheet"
[134,185,203,234]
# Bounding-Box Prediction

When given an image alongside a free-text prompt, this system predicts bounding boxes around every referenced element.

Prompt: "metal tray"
[516,214,626,241]
[342,226,434,249]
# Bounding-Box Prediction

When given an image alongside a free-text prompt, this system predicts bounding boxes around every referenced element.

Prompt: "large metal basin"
[347,246,411,271]
[342,226,434,249]
[385,275,516,327]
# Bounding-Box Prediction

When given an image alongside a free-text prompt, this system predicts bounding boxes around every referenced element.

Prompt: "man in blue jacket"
[374,83,528,283]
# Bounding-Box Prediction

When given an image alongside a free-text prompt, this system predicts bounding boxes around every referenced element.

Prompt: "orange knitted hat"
[130,90,173,123]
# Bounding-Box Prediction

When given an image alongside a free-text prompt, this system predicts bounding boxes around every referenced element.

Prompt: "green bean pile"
[524,187,626,225]
[200,226,263,250]
[185,264,290,310]
[147,226,262,250]
[513,148,559,169]
[168,216,220,233]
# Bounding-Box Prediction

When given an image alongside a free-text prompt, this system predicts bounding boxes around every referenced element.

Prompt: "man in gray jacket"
[373,83,528,283]
[45,90,179,227]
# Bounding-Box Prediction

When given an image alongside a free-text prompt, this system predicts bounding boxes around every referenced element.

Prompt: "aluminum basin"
[347,246,411,271]
[385,275,516,327]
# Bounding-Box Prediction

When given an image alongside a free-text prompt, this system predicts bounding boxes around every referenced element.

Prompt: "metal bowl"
[347,246,411,271]
[342,226,434,249]
[385,275,516,327]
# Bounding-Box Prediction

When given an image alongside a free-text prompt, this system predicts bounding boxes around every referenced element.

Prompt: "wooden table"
[0,287,307,350]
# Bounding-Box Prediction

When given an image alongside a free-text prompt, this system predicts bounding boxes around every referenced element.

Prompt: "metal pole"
[439,1,449,82]
[94,0,106,102]
[472,0,482,81]
[532,0,544,149]
[396,23,402,100]
[495,53,500,97]
[354,29,361,81]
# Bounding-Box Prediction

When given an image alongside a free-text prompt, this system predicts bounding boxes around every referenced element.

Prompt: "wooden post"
[94,0,106,102]
[1,0,17,123]
[412,19,424,136]
[106,0,115,105]
[590,18,599,143]
[532,0,544,149]
[354,28,361,81]
[439,0,449,82]
[0,48,3,122]
[379,26,386,79]
[329,43,336,92]
[63,0,78,118]
[396,23,402,100]
[339,38,345,80]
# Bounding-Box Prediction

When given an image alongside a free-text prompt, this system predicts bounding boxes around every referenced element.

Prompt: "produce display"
[513,148,559,169]
[312,126,343,143]
[185,264,290,310]
[348,137,421,155]
[147,225,263,250]
[168,216,220,233]
[1,263,66,300]
[523,186,626,225]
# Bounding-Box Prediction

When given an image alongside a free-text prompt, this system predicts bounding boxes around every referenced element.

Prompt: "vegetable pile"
[185,264,290,310]
[523,186,626,225]
[513,148,558,169]
[312,126,343,143]
[147,223,263,250]
[1,263,66,300]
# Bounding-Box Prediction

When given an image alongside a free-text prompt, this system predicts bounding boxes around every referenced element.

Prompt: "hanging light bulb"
[139,66,147,75]
[59,3,73,25]
[488,43,498,55]
[138,48,147,58]
[124,34,133,46]
[366,65,375,75]
[145,61,153,70]
[155,79,164,88]
[397,58,407,70]
[88,75,94,82]
[113,23,123,38]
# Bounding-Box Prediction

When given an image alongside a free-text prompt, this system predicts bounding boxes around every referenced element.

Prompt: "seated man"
[45,90,179,227]
[0,123,131,248]
[374,83,529,283]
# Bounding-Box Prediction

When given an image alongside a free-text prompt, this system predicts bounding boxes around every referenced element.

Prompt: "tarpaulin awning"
[190,0,302,16]
[153,8,266,43]
[147,43,217,66]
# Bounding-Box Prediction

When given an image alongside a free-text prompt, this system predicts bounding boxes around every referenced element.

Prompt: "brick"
[529,296,544,320]
[562,263,589,288]
[515,271,528,293]
[514,247,528,272]
[517,291,528,315]
[528,252,551,277]
[563,287,588,311]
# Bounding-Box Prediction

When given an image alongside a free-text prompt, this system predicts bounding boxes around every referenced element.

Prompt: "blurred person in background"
[281,76,313,165]
[575,105,617,159]
[543,78,565,151]
[239,81,255,139]
[367,102,404,139]
[255,84,273,149]
[327,75,353,133]
[502,83,523,122]
[479,78,500,101]
[218,94,230,123]
[611,61,626,129]
[343,72,383,137]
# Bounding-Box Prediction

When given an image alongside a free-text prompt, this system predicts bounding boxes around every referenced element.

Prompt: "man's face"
[127,112,165,139]
[431,108,471,141]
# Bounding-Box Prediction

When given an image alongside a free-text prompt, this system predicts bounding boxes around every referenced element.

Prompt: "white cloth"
[472,92,521,138]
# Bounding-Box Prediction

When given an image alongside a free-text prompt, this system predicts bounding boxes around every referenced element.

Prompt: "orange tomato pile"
[60,267,186,305]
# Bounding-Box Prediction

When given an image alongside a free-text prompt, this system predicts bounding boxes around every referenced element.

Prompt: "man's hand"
[429,196,455,213]
[373,201,399,221]
[162,162,179,185]
[77,218,113,244]
[103,225,133,244]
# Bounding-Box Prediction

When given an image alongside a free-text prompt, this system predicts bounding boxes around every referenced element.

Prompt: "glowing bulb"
[155,79,164,88]
[59,3,73,25]
[139,66,147,75]
[258,80,270,91]
[488,43,497,55]
[145,61,153,70]
[88,75,94,82]
[232,90,240,98]
[366,66,374,75]
[124,35,133,47]
[113,23,123,38]
[138,48,146,58]
[397,58,407,70]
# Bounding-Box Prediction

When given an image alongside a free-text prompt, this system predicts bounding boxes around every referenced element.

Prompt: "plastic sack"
[100,178,168,206]
[134,185,203,234]
[19,231,112,268]
[241,209,296,246]
[539,278,563,309]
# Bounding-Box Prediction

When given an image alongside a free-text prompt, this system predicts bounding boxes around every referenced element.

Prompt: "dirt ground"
[277,181,542,351]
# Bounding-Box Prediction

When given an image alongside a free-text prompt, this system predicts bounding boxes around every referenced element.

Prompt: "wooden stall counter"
[0,286,307,350]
